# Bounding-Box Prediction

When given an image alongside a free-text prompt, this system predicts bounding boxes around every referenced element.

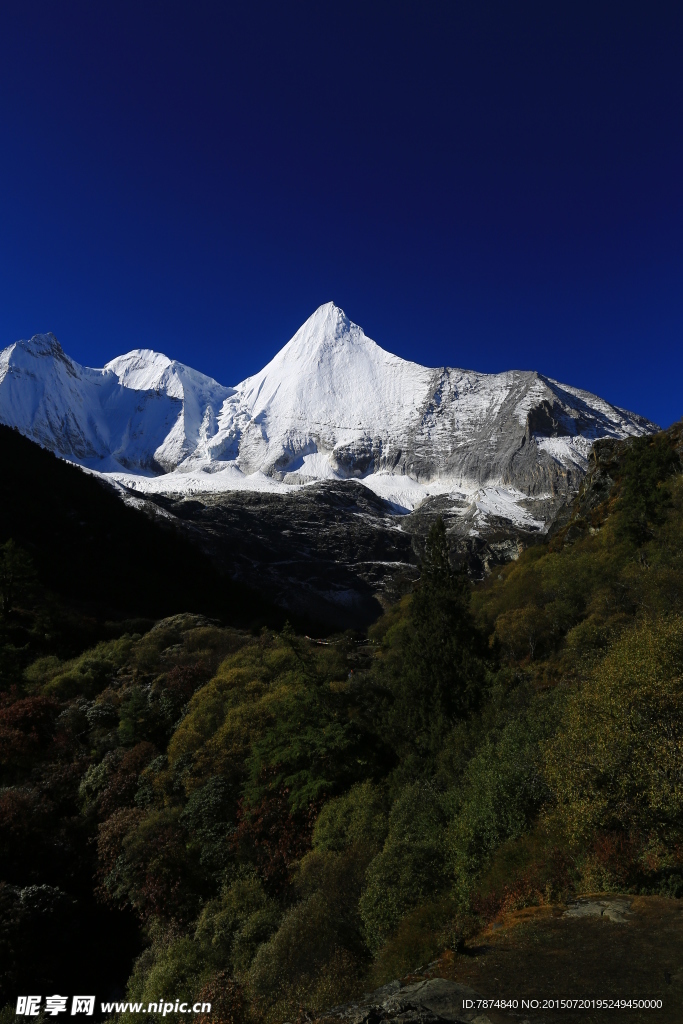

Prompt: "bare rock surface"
[131,479,549,628]
[564,898,633,924]
[318,978,491,1024]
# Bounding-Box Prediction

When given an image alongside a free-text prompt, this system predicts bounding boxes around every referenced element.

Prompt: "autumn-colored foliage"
[195,972,248,1024]
[232,790,319,893]
[0,694,59,778]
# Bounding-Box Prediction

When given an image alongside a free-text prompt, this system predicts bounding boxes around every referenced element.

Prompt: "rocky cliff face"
[126,478,558,629]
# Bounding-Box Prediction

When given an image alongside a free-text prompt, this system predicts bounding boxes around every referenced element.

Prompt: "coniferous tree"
[387,518,486,760]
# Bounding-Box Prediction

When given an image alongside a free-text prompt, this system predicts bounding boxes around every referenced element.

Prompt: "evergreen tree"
[386,518,485,761]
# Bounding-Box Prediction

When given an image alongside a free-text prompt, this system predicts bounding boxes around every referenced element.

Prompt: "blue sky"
[1,2,681,426]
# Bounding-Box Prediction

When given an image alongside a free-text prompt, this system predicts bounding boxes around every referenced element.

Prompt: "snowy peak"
[105,349,233,404]
[277,301,361,358]
[286,301,352,351]
[101,349,236,471]
[236,303,432,442]
[0,309,658,522]
[238,302,360,395]
[0,332,78,382]
[245,302,406,381]
[8,331,64,360]
[0,332,189,467]
[106,349,183,397]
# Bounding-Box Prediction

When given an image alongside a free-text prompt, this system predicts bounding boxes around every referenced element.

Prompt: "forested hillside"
[1,421,682,1023]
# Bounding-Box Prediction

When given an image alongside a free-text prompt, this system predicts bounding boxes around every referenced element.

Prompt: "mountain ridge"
[0,302,657,529]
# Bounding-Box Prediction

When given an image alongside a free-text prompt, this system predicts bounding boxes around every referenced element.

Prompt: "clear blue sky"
[1,2,681,426]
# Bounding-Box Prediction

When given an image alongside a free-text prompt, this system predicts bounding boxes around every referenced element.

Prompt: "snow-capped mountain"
[0,332,233,472]
[0,302,656,525]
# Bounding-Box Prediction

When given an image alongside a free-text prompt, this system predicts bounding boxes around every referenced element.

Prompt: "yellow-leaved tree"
[544,616,683,892]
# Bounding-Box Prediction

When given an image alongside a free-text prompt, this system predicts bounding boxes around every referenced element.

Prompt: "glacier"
[0,301,657,531]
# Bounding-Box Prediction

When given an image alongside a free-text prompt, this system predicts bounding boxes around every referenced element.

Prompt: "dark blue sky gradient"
[1,2,681,426]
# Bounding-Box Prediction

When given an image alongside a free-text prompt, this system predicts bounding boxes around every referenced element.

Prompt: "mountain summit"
[0,303,656,524]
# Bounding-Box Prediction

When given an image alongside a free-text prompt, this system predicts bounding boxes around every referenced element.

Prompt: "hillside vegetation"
[1,421,682,1022]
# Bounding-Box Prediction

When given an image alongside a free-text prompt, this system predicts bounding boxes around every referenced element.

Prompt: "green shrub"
[127,936,213,1018]
[194,875,280,971]
[446,704,557,902]
[29,636,136,698]
[312,780,388,853]
[248,846,370,1016]
[359,783,452,951]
